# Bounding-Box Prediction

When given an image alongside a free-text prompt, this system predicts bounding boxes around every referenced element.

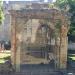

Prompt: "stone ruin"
[9,3,69,71]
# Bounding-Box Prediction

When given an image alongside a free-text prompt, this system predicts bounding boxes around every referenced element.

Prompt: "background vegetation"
[54,0,75,42]
[0,0,4,24]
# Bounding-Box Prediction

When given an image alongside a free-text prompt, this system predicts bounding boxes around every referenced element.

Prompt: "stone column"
[15,33,22,72]
[11,14,16,68]
[59,25,68,69]
[55,37,60,69]
[11,15,21,72]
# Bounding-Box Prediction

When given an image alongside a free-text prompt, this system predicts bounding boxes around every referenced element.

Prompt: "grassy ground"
[0,50,11,63]
[68,54,75,61]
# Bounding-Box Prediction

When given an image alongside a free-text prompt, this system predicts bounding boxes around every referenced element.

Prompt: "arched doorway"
[35,24,55,60]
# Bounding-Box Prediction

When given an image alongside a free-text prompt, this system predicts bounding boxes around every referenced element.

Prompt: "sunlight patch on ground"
[69,57,75,60]
[0,50,11,63]
[0,53,11,58]
[0,59,5,63]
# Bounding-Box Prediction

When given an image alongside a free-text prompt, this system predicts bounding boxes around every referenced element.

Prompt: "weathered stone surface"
[10,8,68,72]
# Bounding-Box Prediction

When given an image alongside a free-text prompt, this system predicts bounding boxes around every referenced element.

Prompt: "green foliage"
[0,0,4,24]
[55,0,75,36]
[55,0,68,10]
[68,0,75,36]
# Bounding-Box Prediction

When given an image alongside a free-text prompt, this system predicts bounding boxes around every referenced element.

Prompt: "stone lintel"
[9,9,61,19]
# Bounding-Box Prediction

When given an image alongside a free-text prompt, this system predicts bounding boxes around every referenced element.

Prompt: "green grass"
[69,57,75,60]
[69,57,75,61]
[0,50,11,63]
[0,53,10,59]
[0,59,5,63]
[68,54,75,61]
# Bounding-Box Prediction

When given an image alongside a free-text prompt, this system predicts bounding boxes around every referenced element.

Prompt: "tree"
[0,0,4,24]
[55,0,75,36]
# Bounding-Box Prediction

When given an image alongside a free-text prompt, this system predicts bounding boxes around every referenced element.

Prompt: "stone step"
[0,72,64,75]
[14,71,63,75]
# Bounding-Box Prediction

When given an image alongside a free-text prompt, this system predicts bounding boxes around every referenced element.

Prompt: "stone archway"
[10,8,69,71]
[35,22,55,59]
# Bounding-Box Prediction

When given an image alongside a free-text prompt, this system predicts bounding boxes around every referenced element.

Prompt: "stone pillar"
[15,33,22,72]
[11,15,16,68]
[15,42,21,72]
[11,15,21,72]
[55,37,60,69]
[59,25,68,69]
